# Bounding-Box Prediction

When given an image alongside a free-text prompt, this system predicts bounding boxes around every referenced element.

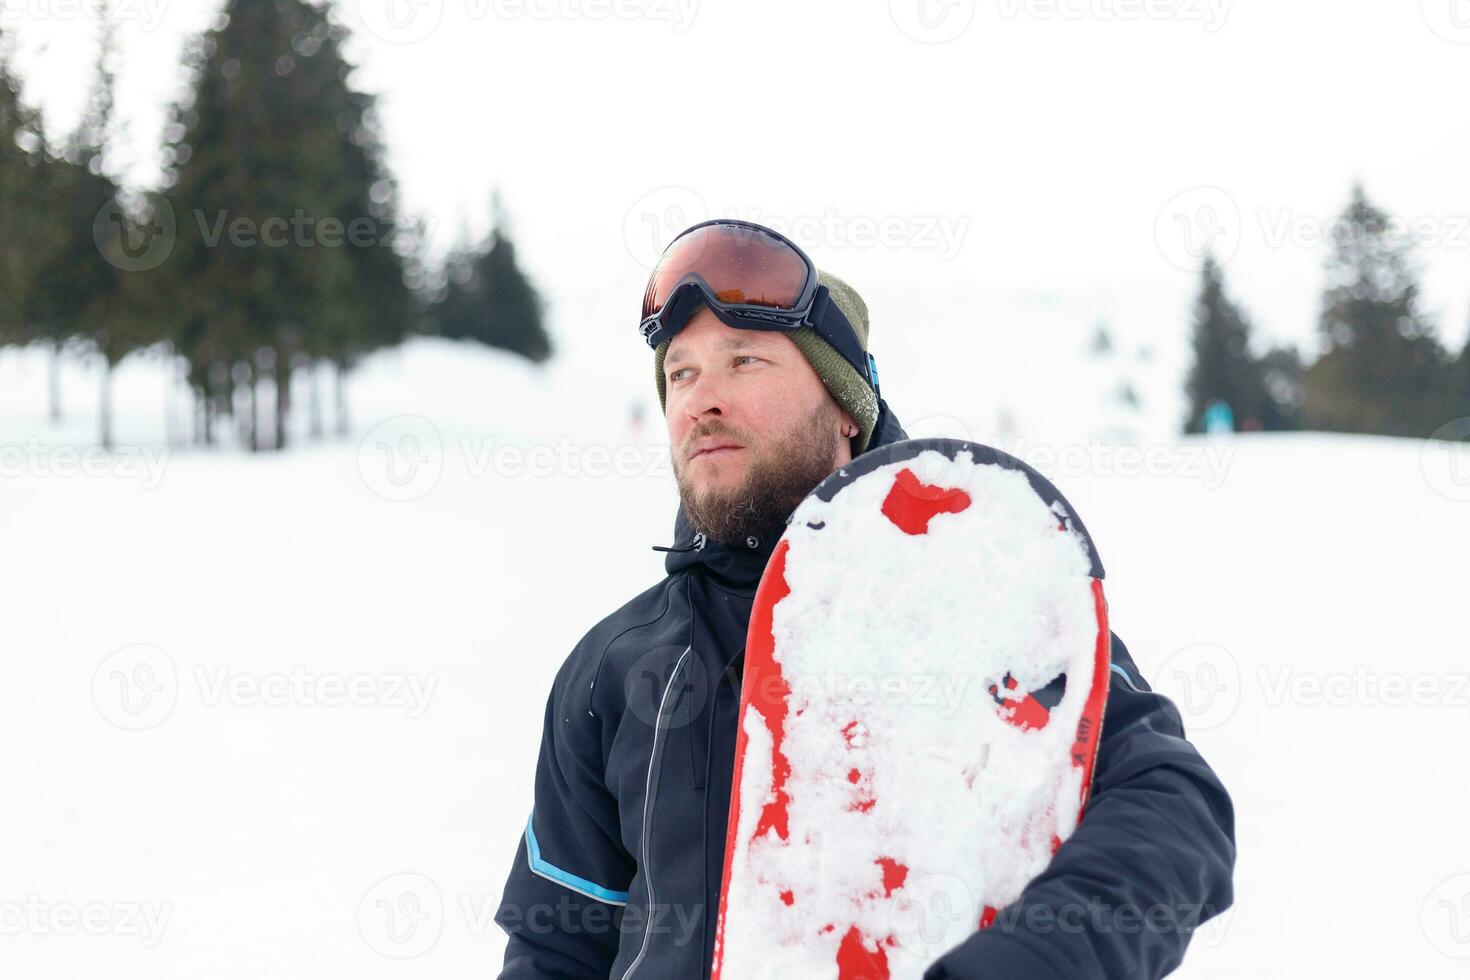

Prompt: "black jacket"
[495,399,1236,978]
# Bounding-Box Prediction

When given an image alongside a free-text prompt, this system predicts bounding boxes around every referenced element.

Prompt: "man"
[495,219,1235,978]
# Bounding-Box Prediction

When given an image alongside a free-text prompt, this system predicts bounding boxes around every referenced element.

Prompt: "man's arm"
[924,632,1237,979]
[496,652,634,979]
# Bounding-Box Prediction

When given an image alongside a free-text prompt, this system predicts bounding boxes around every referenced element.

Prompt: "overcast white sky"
[5,0,1469,420]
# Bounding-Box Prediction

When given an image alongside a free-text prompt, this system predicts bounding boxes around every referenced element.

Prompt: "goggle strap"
[808,286,877,392]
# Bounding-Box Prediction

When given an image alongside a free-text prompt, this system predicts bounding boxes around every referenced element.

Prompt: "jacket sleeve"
[923,632,1237,980]
[496,648,635,979]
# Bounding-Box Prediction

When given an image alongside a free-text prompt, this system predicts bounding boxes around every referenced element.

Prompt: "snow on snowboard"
[712,438,1111,980]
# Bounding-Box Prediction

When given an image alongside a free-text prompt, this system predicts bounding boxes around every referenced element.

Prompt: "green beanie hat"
[653,270,881,455]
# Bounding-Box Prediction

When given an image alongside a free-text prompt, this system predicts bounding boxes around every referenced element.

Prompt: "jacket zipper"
[618,645,691,980]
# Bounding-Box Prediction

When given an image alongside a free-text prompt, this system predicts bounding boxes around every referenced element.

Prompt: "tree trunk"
[334,359,349,437]
[99,358,113,451]
[193,385,205,446]
[247,361,259,452]
[274,353,290,451]
[309,359,323,440]
[48,339,62,424]
[164,358,178,447]
[233,368,245,447]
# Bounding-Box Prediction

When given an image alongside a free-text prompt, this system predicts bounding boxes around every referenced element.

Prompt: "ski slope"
[1,338,1468,978]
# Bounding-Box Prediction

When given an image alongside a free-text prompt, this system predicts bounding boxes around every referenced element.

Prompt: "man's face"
[665,307,857,545]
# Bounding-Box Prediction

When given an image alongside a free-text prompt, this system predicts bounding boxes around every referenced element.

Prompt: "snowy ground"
[2,339,1469,978]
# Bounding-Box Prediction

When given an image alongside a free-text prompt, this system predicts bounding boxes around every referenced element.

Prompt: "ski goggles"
[639,219,880,394]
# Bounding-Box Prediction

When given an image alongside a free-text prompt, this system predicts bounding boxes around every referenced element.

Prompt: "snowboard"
[711,439,1111,980]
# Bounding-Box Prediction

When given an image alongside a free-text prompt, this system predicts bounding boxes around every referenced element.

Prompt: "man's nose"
[684,370,730,420]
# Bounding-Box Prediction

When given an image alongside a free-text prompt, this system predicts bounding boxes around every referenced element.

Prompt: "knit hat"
[653,270,881,455]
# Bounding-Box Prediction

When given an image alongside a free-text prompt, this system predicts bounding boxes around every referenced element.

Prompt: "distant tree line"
[0,0,550,451]
[1185,184,1469,438]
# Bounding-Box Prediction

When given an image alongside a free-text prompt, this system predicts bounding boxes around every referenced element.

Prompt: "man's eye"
[735,356,759,366]
[669,368,689,383]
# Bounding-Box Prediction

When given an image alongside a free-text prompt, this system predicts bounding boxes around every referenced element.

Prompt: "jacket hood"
[655,398,910,590]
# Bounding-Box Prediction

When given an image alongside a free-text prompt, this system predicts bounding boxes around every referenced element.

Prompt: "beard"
[674,400,843,547]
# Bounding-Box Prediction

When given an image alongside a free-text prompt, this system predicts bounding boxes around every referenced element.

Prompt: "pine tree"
[431,196,551,363]
[1183,255,1286,432]
[26,5,149,447]
[477,226,551,363]
[1257,344,1304,430]
[0,28,36,347]
[77,8,151,447]
[1301,184,1456,437]
[162,0,416,449]
[0,28,68,418]
[1455,320,1470,428]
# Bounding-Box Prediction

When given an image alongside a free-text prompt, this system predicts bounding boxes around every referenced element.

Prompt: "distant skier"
[1204,399,1235,434]
[494,219,1235,979]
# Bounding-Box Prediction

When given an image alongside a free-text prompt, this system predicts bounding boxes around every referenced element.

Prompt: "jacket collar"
[655,399,909,591]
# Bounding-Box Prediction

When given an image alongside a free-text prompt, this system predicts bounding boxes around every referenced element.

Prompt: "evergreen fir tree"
[1184,254,1284,432]
[27,5,146,446]
[162,0,416,449]
[0,29,73,420]
[1301,184,1456,436]
[1257,344,1304,431]
[430,195,551,364]
[0,28,38,347]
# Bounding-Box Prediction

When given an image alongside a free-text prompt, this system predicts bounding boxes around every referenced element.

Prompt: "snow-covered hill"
[1,338,1468,978]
